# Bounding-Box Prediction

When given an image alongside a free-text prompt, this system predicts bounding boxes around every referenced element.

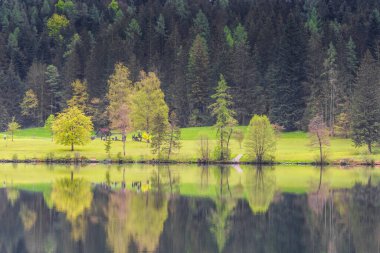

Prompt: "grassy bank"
[0,127,379,164]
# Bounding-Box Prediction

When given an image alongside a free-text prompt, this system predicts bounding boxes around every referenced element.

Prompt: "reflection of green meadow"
[2,164,378,197]
[1,127,379,163]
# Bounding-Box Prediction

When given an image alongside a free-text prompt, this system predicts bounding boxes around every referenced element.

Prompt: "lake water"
[0,163,379,253]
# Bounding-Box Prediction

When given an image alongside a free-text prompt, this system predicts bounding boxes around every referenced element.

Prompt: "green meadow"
[0,126,379,163]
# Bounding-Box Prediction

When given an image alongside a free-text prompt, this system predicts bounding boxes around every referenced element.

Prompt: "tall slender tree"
[209,74,237,161]
[351,52,380,153]
[106,63,133,157]
[187,34,211,126]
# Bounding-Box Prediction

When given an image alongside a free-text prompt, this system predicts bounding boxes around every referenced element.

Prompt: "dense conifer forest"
[1,0,380,133]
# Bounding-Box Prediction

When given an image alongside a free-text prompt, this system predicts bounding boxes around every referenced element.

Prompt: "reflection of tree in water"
[150,166,180,198]
[106,167,175,253]
[210,166,237,253]
[350,178,380,253]
[51,177,93,241]
[246,166,276,214]
[106,190,169,253]
[6,187,20,206]
[19,203,37,231]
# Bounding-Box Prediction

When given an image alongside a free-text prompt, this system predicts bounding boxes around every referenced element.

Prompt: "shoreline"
[0,158,379,167]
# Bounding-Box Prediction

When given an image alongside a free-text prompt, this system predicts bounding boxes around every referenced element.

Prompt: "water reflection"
[0,165,380,252]
[246,166,276,214]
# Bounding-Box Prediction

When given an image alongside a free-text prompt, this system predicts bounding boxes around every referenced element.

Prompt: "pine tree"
[187,34,211,126]
[351,51,380,153]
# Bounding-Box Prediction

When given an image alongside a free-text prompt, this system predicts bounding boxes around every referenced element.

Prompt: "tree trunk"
[71,142,74,151]
[368,142,372,154]
[123,138,126,157]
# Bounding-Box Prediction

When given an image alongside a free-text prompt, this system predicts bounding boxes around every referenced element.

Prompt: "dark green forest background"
[0,0,380,131]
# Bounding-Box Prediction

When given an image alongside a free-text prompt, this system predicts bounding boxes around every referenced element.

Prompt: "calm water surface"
[0,164,379,253]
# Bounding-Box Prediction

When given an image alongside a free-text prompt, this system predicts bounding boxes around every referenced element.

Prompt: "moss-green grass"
[0,127,378,163]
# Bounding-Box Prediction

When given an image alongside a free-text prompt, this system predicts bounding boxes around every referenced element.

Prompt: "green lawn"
[0,127,378,163]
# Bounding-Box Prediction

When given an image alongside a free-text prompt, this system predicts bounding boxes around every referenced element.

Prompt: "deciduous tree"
[44,114,55,141]
[53,106,93,151]
[162,111,181,160]
[244,115,276,163]
[308,115,330,165]
[7,117,20,142]
[131,72,169,133]
[20,89,38,124]
[67,79,89,112]
[106,63,133,156]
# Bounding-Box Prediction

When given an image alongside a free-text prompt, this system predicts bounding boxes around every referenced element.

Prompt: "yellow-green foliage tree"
[131,71,169,133]
[53,106,93,151]
[107,63,133,156]
[7,117,21,142]
[244,115,276,163]
[47,14,69,41]
[44,114,55,141]
[67,79,89,112]
[20,89,39,122]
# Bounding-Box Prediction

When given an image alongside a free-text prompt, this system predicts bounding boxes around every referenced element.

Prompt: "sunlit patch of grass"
[0,127,378,163]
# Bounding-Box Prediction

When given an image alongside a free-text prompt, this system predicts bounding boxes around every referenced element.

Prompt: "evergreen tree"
[367,9,380,60]
[270,13,307,130]
[343,37,359,111]
[209,75,237,161]
[227,24,263,124]
[192,10,210,39]
[322,42,339,135]
[45,65,63,115]
[187,34,211,126]
[351,51,380,153]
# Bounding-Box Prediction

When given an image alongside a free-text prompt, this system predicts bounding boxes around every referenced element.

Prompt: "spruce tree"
[45,65,63,114]
[270,13,307,130]
[226,24,263,125]
[351,51,380,153]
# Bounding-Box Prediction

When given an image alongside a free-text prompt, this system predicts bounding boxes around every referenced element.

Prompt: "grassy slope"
[0,127,378,163]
